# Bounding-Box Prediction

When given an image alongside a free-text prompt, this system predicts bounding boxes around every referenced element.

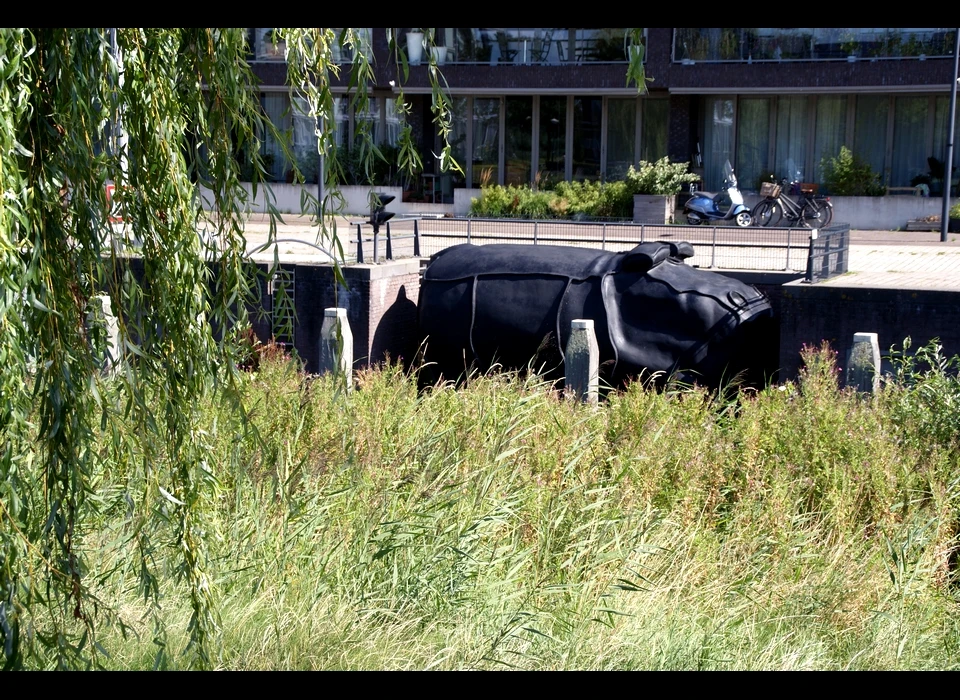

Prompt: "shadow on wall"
[371,285,419,373]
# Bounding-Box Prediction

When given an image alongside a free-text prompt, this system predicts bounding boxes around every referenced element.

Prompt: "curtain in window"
[813,96,846,183]
[640,98,669,164]
[891,96,929,187]
[736,97,770,192]
[704,97,734,190]
[933,96,959,195]
[775,96,809,182]
[853,95,888,182]
[606,98,635,181]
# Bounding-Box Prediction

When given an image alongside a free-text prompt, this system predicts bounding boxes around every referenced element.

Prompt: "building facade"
[248,28,960,200]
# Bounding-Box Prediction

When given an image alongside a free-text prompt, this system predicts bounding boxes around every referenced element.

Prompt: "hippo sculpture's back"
[417,241,778,391]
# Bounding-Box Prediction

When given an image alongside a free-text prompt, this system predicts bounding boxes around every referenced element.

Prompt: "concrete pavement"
[232,213,960,292]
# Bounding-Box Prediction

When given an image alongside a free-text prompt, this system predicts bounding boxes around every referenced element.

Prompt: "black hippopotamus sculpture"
[417,241,778,391]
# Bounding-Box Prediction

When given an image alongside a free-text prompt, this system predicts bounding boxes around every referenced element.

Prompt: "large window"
[891,97,929,187]
[704,97,735,190]
[640,99,669,163]
[505,97,532,185]
[736,97,771,191]
[573,97,602,181]
[539,97,567,187]
[775,96,809,182]
[853,95,889,179]
[473,97,500,186]
[813,96,846,182]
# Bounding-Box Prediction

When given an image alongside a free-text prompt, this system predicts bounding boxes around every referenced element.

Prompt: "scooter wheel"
[686,215,702,226]
[735,211,752,227]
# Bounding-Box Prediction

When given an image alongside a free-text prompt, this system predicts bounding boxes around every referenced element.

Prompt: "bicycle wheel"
[801,200,829,228]
[752,200,781,227]
[820,201,834,227]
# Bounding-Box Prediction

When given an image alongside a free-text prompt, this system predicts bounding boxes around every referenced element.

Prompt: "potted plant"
[406,29,425,65]
[950,202,960,234]
[626,157,700,223]
[840,30,859,61]
[263,29,285,58]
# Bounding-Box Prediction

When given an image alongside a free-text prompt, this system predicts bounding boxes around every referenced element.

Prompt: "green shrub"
[950,201,960,219]
[820,146,886,196]
[625,157,700,195]
[469,159,698,220]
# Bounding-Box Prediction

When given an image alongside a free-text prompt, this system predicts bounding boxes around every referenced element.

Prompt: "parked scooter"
[683,160,752,227]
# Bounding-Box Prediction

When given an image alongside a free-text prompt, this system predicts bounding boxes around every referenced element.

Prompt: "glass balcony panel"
[674,28,956,63]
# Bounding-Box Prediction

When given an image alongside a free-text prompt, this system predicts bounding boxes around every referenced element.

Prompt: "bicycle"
[752,178,833,228]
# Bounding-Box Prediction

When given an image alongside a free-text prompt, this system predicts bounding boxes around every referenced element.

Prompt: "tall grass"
[25,341,960,669]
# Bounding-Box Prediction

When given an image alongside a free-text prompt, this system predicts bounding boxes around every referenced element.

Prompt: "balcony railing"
[673,28,957,63]
[399,28,644,65]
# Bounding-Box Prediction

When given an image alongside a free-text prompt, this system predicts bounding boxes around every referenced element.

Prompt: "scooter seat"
[691,191,718,200]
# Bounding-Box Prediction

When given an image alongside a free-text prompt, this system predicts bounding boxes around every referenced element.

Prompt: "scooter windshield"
[723,160,737,188]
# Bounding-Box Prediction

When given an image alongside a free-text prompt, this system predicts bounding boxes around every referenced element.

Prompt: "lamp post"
[941,29,959,243]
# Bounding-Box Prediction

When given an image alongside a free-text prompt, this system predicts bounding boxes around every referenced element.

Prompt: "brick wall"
[776,283,960,381]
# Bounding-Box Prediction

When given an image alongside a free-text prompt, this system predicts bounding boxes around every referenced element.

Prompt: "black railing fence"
[348,217,850,282]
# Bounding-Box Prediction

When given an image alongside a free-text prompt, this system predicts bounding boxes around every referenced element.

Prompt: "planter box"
[633,194,677,224]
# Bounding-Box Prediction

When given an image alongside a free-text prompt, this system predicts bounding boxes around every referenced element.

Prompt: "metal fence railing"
[804,223,850,283]
[344,217,850,280]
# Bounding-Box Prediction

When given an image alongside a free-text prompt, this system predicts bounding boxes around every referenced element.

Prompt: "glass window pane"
[292,96,318,184]
[703,96,734,190]
[640,98,669,163]
[539,96,567,188]
[473,97,499,186]
[813,96,846,184]
[505,96,532,185]
[736,97,770,192]
[262,92,290,182]
[447,96,468,190]
[606,98,636,181]
[355,98,382,144]
[573,96,602,181]
[934,96,960,195]
[775,96,809,182]
[853,95,889,182]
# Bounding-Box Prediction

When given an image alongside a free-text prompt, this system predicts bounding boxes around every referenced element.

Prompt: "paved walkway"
[233,214,960,292]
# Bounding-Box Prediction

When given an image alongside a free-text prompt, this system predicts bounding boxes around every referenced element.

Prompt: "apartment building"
[248,28,959,201]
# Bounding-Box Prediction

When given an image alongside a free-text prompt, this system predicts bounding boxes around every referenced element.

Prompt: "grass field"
[11,340,960,669]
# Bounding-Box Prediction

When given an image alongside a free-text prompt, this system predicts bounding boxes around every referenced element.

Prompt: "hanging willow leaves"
[0,26,460,670]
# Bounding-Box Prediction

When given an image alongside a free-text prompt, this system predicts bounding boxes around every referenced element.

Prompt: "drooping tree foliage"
[0,27,649,669]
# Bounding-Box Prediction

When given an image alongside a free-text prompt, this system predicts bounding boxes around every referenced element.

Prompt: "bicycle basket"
[760,182,781,198]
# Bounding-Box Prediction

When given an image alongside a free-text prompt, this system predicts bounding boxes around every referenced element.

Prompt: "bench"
[886,186,923,196]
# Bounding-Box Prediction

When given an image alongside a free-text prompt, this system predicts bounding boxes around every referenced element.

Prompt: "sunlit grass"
[70,341,960,668]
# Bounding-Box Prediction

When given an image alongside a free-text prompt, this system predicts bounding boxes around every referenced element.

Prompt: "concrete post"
[90,294,120,375]
[845,331,880,393]
[320,307,353,391]
[565,319,599,403]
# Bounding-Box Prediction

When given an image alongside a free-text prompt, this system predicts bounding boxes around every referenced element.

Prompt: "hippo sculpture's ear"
[620,241,695,273]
